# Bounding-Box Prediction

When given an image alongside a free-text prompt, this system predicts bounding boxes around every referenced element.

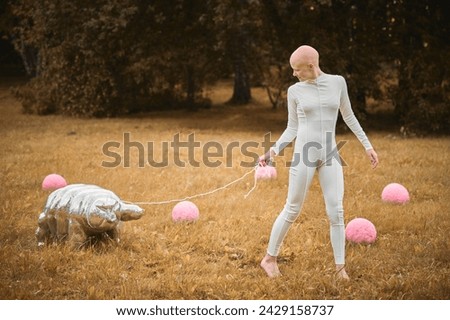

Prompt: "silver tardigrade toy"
[36,184,144,248]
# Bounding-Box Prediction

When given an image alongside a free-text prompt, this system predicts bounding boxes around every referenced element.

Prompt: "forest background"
[0,0,448,134]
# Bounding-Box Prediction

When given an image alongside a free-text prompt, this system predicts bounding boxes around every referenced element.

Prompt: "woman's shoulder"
[322,73,347,88]
[287,82,301,92]
[323,73,345,81]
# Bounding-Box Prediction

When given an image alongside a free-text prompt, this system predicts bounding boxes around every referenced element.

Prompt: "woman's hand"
[258,154,268,166]
[259,149,276,167]
[366,149,379,169]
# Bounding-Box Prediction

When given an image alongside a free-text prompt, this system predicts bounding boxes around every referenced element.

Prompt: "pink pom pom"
[381,183,410,204]
[172,201,199,222]
[255,165,277,180]
[42,174,67,191]
[345,218,377,244]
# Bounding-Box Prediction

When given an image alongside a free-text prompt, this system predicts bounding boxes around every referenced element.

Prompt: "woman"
[259,45,379,279]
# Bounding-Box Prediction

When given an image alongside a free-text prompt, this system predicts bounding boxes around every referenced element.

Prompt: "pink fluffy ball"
[42,174,67,191]
[255,165,277,180]
[172,201,199,222]
[381,183,410,204]
[345,218,377,244]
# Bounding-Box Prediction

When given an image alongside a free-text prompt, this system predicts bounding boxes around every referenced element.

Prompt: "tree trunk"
[229,55,251,104]
[186,64,196,109]
[355,86,367,118]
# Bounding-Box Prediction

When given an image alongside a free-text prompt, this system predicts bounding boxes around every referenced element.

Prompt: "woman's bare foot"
[261,254,281,278]
[336,264,350,280]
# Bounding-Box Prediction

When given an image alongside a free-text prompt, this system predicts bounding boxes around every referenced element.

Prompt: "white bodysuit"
[268,73,373,264]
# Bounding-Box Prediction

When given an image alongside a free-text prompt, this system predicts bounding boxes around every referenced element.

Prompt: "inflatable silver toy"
[36,184,144,247]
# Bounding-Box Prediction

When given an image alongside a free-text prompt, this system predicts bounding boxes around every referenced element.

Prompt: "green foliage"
[211,0,265,104]
[10,0,218,116]
[7,0,450,134]
[11,0,138,116]
[394,52,450,134]
[385,0,450,134]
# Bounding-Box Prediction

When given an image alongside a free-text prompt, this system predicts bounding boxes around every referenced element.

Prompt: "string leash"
[125,164,260,206]
[244,166,259,199]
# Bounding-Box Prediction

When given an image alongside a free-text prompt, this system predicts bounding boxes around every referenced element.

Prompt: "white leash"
[125,165,259,206]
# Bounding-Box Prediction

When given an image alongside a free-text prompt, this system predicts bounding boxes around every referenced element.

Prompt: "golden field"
[0,80,449,300]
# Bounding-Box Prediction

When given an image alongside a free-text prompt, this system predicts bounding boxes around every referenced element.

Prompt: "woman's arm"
[339,76,378,168]
[260,86,298,165]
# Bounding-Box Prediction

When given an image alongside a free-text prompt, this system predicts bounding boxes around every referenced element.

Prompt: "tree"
[10,0,220,116]
[256,0,294,109]
[7,0,449,134]
[11,0,139,116]
[212,0,264,105]
[385,0,450,134]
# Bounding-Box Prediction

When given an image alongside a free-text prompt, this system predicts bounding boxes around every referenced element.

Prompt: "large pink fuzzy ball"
[42,174,67,191]
[381,183,410,204]
[172,201,199,222]
[255,165,277,180]
[345,218,377,244]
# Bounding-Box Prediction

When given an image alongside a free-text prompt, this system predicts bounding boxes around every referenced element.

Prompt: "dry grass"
[0,80,449,300]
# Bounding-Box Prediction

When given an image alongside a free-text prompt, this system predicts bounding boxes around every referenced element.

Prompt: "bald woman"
[259,45,379,279]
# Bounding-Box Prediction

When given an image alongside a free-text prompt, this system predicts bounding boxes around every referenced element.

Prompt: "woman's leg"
[318,158,349,279]
[261,157,316,277]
